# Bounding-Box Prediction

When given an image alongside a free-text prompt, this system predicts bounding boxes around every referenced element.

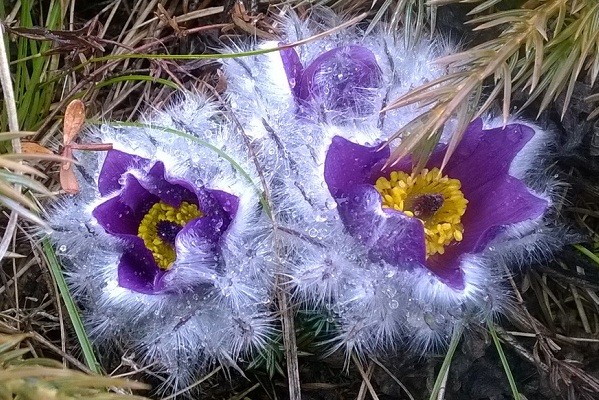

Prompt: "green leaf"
[42,239,102,374]
[488,321,521,400]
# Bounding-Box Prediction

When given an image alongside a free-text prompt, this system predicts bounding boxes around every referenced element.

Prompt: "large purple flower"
[280,45,383,115]
[92,149,239,294]
[324,119,549,290]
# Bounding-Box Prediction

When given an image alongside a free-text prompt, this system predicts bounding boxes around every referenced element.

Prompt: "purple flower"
[280,45,383,115]
[92,149,239,294]
[324,119,549,289]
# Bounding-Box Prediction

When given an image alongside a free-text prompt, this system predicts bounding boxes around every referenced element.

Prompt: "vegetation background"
[0,0,598,399]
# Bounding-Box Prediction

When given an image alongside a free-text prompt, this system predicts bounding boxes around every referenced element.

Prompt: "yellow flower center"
[137,201,202,270]
[374,168,468,257]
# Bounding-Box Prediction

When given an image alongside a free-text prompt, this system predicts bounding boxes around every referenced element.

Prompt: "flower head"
[92,150,239,294]
[222,7,449,139]
[47,95,275,391]
[288,118,560,357]
[280,45,383,115]
[324,119,549,290]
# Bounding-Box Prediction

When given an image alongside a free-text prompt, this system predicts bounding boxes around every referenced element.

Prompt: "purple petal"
[143,162,197,207]
[155,215,227,291]
[424,121,547,286]
[208,189,239,221]
[279,46,303,98]
[422,255,466,290]
[440,120,536,195]
[324,135,389,197]
[448,174,548,256]
[425,174,547,289]
[337,185,426,267]
[177,215,224,251]
[117,237,165,294]
[298,45,382,114]
[98,150,149,196]
[382,121,537,188]
[93,174,158,236]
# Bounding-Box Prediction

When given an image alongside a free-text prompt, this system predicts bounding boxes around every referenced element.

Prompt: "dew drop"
[325,199,337,210]
[58,245,67,253]
[314,213,327,222]
[389,300,399,309]
[385,287,397,298]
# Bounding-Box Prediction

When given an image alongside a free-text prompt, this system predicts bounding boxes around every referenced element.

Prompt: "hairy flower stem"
[227,110,302,400]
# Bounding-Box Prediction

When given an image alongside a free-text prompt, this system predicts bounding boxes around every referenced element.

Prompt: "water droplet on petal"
[325,199,337,210]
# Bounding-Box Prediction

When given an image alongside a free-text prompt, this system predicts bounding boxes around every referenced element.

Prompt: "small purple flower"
[324,119,549,289]
[92,149,239,294]
[280,45,383,115]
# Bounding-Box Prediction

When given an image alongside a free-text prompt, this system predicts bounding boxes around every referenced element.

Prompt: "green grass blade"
[574,243,599,266]
[429,323,463,400]
[42,238,102,374]
[13,0,63,131]
[488,320,520,400]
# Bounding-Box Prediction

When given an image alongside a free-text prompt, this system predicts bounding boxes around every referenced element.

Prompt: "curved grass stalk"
[429,323,463,400]
[488,320,521,400]
[574,244,599,266]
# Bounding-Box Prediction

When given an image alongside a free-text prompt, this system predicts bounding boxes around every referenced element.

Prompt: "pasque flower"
[222,8,566,357]
[47,95,275,391]
[324,119,549,290]
[277,117,559,357]
[92,149,238,294]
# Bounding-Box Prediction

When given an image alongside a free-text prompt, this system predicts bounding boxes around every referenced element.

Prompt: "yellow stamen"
[137,201,202,269]
[375,168,468,257]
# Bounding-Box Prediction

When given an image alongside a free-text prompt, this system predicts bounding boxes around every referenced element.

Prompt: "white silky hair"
[45,93,276,392]
[221,8,562,360]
